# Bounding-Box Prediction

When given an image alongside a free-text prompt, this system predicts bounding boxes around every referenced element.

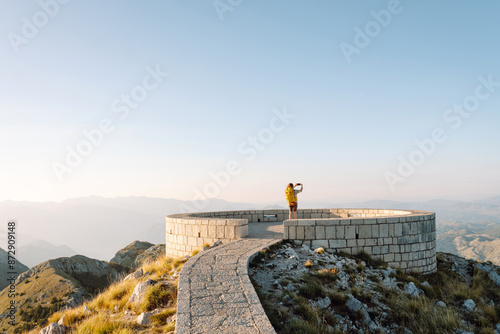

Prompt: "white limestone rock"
[313,296,331,309]
[278,248,300,271]
[463,299,476,312]
[39,323,65,334]
[404,282,420,297]
[436,301,447,307]
[124,268,143,281]
[137,312,152,325]
[346,294,363,312]
[337,271,350,289]
[345,294,370,323]
[128,278,155,304]
[57,314,66,326]
[382,277,398,289]
[476,263,500,287]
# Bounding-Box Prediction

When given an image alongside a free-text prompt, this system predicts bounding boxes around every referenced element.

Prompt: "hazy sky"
[1,1,499,204]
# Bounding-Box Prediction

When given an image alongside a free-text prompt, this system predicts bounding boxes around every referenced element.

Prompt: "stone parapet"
[166,208,436,274]
[284,209,436,274]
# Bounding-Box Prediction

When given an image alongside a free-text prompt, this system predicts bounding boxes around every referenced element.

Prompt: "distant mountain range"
[334,197,500,223]
[0,195,499,266]
[436,220,500,265]
[0,196,254,264]
[17,239,78,268]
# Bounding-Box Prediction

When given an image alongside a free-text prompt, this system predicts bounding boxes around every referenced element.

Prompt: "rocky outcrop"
[134,244,165,268]
[251,242,500,334]
[476,262,500,286]
[128,278,155,304]
[39,322,65,334]
[124,268,143,281]
[110,241,154,269]
[137,312,152,325]
[15,255,129,298]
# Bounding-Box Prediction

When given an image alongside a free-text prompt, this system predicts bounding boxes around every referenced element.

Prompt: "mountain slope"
[251,243,500,334]
[110,241,166,270]
[0,255,129,333]
[24,254,185,334]
[109,240,154,269]
[437,225,500,265]
[0,248,29,291]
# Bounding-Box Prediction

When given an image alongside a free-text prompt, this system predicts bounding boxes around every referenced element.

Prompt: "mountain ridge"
[0,248,29,291]
[1,195,499,266]
[0,253,130,333]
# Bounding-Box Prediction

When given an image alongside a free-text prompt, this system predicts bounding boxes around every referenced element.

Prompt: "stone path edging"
[176,238,281,334]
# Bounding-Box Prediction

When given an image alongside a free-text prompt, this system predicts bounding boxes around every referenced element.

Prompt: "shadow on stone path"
[248,222,284,239]
[176,237,282,334]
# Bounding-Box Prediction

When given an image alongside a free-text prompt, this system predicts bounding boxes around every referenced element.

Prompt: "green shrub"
[151,307,176,324]
[140,283,176,312]
[381,288,461,333]
[284,318,319,334]
[298,277,326,299]
[314,269,338,283]
[353,251,386,268]
[293,296,318,323]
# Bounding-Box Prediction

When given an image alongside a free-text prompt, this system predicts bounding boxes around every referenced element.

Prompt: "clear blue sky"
[1,1,499,204]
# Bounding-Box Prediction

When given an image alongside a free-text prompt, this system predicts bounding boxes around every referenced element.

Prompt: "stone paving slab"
[176,237,281,334]
[248,221,284,239]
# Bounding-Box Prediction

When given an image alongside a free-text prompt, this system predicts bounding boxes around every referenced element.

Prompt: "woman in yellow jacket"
[285,183,303,219]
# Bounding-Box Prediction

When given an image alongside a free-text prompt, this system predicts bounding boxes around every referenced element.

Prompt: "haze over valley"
[1,195,499,268]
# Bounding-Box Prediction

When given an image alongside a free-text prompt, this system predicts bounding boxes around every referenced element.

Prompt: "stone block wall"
[284,209,436,274]
[165,214,248,257]
[166,208,436,274]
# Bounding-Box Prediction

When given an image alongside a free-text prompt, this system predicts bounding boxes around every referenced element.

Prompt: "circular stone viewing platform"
[166,208,436,274]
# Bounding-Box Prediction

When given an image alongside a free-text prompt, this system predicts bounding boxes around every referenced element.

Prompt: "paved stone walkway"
[176,223,283,334]
[248,221,284,239]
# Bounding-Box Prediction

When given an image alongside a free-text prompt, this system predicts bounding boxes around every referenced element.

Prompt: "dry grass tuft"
[191,249,200,256]
[138,283,177,313]
[47,305,90,326]
[382,288,462,333]
[73,313,136,334]
[314,268,338,283]
[87,279,137,311]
